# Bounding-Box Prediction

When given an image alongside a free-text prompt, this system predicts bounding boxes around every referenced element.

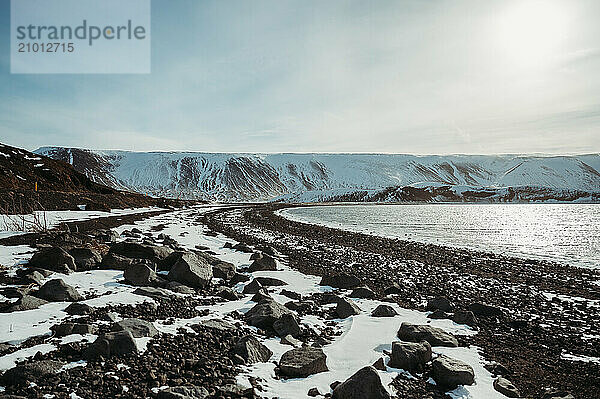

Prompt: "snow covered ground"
[0,206,508,398]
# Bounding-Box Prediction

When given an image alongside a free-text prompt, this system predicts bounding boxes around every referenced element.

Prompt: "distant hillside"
[0,143,181,212]
[35,146,600,202]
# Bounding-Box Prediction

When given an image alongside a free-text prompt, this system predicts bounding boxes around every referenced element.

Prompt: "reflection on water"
[282,203,600,268]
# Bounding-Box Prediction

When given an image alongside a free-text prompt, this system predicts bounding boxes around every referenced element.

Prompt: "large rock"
[100,252,135,270]
[468,302,503,317]
[110,242,172,262]
[255,277,287,287]
[194,319,236,333]
[397,323,458,347]
[6,295,48,312]
[212,261,236,280]
[273,313,301,337]
[64,302,93,315]
[453,310,477,327]
[388,341,431,373]
[279,346,328,378]
[123,261,158,286]
[320,273,361,289]
[332,366,390,399]
[493,377,520,398]
[245,300,292,331]
[371,305,398,317]
[69,247,102,271]
[1,360,65,386]
[167,252,212,289]
[36,279,83,302]
[336,297,361,318]
[115,318,159,338]
[52,322,97,337]
[242,279,263,294]
[426,297,453,312]
[542,391,575,399]
[233,335,273,364]
[432,355,475,388]
[86,330,138,358]
[157,386,209,399]
[133,286,176,300]
[350,287,375,299]
[27,247,76,272]
[248,254,278,272]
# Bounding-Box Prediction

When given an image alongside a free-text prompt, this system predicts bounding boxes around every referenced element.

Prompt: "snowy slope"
[35,147,600,201]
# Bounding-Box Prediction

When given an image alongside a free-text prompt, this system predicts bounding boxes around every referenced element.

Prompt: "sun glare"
[495,0,571,69]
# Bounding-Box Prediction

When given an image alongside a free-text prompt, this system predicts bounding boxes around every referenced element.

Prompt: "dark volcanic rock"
[397,322,458,347]
[494,377,520,398]
[100,252,135,270]
[453,310,477,327]
[427,309,450,319]
[115,318,159,338]
[167,252,213,289]
[36,279,83,302]
[233,242,253,253]
[468,302,504,317]
[166,281,196,295]
[320,273,361,289]
[273,313,301,337]
[233,335,273,364]
[110,241,172,262]
[27,247,76,272]
[251,288,272,303]
[248,253,278,272]
[216,286,240,301]
[336,297,361,318]
[133,286,176,300]
[212,261,236,280]
[350,286,375,299]
[243,279,263,295]
[52,322,96,337]
[254,276,287,287]
[245,299,292,331]
[279,346,328,378]
[69,247,102,270]
[194,319,236,332]
[432,355,475,388]
[1,360,65,387]
[426,297,453,312]
[6,295,48,312]
[371,304,398,317]
[388,341,432,373]
[280,289,302,300]
[157,386,209,399]
[229,272,250,285]
[123,261,157,286]
[64,302,93,315]
[542,390,576,399]
[332,366,391,399]
[86,330,138,358]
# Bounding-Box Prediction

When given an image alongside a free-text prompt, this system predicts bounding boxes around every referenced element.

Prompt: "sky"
[0,0,599,154]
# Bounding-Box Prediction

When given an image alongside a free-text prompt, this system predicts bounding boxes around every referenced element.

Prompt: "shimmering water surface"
[281,204,600,268]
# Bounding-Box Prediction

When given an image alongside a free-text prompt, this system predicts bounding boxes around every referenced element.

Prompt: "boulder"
[254,277,287,287]
[251,289,273,303]
[233,335,272,364]
[281,334,302,347]
[166,281,196,295]
[109,242,172,262]
[245,300,292,331]
[69,247,102,270]
[427,310,450,319]
[308,387,321,397]
[388,341,432,373]
[372,358,386,371]
[194,319,236,333]
[494,377,520,398]
[64,302,93,315]
[383,284,402,295]
[133,286,176,300]
[273,313,301,337]
[453,310,477,327]
[426,297,453,312]
[248,254,277,272]
[212,261,236,280]
[279,346,328,378]
[397,323,458,347]
[157,386,209,399]
[468,302,503,317]
[124,261,157,286]
[27,247,76,273]
[320,273,361,289]
[242,279,263,294]
[336,298,361,318]
[86,330,138,358]
[167,252,213,289]
[36,279,83,302]
[19,270,45,285]
[233,242,253,253]
[216,286,240,301]
[115,318,158,338]
[1,360,65,386]
[229,272,250,285]
[280,289,302,300]
[432,355,475,388]
[371,304,398,317]
[350,287,375,299]
[332,366,390,399]
[52,322,96,337]
[542,390,575,399]
[249,251,263,260]
[100,252,135,270]
[6,295,48,312]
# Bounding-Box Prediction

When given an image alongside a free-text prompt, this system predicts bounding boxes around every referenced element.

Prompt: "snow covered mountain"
[35,147,600,202]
